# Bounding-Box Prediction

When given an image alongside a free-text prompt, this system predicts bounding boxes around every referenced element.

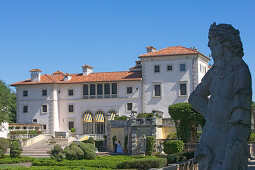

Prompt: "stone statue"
[132,134,146,155]
[189,23,252,170]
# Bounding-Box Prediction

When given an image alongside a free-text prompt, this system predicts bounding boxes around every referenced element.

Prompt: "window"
[97,84,103,95]
[127,87,132,94]
[68,89,73,96]
[154,65,160,73]
[68,105,74,112]
[23,90,28,97]
[43,125,47,130]
[180,83,187,95]
[167,65,173,71]
[42,105,47,113]
[23,106,28,113]
[180,64,186,71]
[68,121,74,130]
[32,119,37,123]
[104,84,110,97]
[42,90,47,96]
[90,84,95,95]
[83,85,88,95]
[127,103,133,111]
[154,84,161,97]
[112,83,117,95]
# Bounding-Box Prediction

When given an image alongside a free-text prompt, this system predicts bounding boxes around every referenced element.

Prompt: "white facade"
[13,46,209,135]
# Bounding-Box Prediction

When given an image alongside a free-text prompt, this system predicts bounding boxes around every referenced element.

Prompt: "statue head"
[208,23,244,65]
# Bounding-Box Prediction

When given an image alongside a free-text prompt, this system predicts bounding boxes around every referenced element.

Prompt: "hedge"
[117,157,167,169]
[166,151,195,164]
[6,166,109,170]
[9,130,42,135]
[0,156,34,164]
[163,140,184,154]
[32,155,152,169]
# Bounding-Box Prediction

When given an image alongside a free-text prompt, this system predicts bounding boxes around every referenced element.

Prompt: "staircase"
[21,135,75,158]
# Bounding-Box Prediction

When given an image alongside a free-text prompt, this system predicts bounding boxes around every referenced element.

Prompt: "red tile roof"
[139,46,209,59]
[11,71,142,86]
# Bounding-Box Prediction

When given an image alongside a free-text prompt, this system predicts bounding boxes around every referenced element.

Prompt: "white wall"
[16,81,142,134]
[141,55,198,118]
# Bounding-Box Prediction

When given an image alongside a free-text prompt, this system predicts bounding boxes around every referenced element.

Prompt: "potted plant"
[70,128,76,136]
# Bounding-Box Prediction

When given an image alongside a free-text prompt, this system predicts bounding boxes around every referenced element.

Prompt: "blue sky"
[0,0,254,100]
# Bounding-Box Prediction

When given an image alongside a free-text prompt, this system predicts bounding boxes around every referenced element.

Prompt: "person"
[114,141,118,153]
[116,141,123,154]
[189,23,252,170]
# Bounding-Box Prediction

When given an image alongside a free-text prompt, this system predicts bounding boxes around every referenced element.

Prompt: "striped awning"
[83,111,92,122]
[108,111,116,121]
[94,111,105,122]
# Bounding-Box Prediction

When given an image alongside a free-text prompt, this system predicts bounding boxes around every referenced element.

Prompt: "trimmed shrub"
[114,116,128,120]
[70,128,76,133]
[88,137,94,144]
[166,151,194,164]
[70,145,84,160]
[69,142,78,148]
[137,113,158,118]
[124,136,128,149]
[117,157,167,169]
[0,138,10,158]
[65,149,77,160]
[145,136,156,155]
[166,132,178,140]
[163,140,184,154]
[10,141,22,158]
[79,142,97,160]
[48,144,63,162]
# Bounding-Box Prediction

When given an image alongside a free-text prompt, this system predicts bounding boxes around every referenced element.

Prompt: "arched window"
[95,111,105,134]
[83,111,93,134]
[108,110,116,121]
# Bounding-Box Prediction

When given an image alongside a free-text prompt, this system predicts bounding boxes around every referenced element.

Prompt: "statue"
[189,23,252,170]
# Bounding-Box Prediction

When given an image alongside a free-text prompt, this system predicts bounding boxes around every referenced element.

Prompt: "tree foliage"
[169,103,205,143]
[0,80,16,123]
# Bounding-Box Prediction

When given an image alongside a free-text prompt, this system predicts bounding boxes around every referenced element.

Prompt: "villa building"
[11,46,210,137]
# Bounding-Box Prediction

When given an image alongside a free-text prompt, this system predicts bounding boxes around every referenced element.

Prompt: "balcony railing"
[83,94,118,99]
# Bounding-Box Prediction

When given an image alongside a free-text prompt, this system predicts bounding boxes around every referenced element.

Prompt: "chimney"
[63,73,72,81]
[146,46,157,53]
[29,69,42,82]
[81,65,93,76]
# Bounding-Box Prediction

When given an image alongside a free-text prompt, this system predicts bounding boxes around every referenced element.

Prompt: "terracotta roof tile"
[11,71,142,86]
[139,46,209,59]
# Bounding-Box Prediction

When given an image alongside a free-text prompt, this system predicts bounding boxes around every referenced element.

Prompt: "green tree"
[0,80,16,123]
[169,103,205,143]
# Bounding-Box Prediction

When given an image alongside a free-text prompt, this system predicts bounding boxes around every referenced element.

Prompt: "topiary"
[88,137,94,145]
[169,103,205,143]
[10,141,22,158]
[163,140,184,154]
[78,142,97,159]
[0,138,10,158]
[69,142,78,148]
[70,128,76,133]
[65,149,77,160]
[145,136,156,156]
[70,145,84,160]
[48,144,63,162]
[166,132,178,140]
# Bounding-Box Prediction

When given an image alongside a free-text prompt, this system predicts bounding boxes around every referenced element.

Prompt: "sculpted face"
[208,31,224,69]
